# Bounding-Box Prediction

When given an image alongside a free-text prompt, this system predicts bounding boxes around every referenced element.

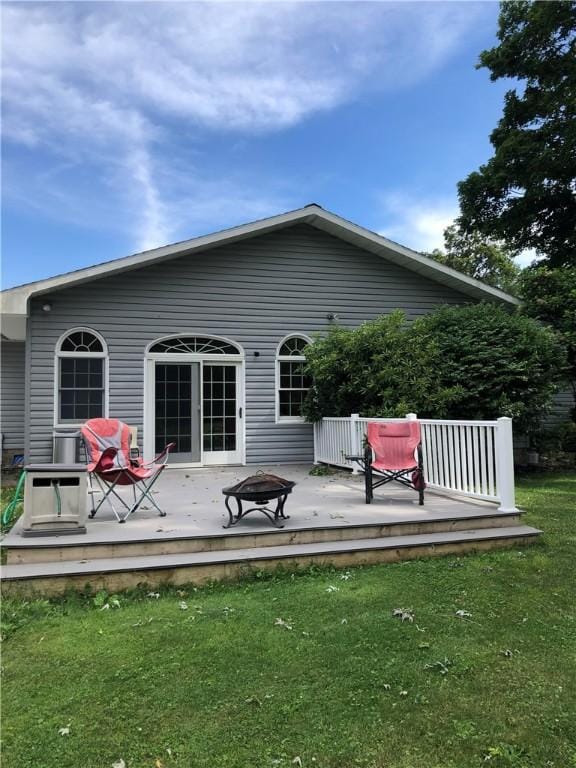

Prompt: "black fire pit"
[222,473,296,529]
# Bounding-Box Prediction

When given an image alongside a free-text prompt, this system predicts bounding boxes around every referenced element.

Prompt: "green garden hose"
[1,471,26,531]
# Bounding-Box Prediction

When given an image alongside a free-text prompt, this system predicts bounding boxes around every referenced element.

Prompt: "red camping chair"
[350,421,426,505]
[81,418,175,523]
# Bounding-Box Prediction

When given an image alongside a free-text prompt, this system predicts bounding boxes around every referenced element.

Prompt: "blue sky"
[1,1,516,290]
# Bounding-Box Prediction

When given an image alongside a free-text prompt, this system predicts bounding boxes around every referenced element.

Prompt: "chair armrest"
[92,446,120,473]
[141,442,176,468]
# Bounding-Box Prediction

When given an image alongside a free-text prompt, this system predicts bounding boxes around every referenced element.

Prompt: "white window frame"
[53,327,109,428]
[275,334,313,424]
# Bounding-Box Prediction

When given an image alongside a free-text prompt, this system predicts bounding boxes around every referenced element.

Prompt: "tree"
[519,265,576,409]
[457,1,576,267]
[426,224,521,294]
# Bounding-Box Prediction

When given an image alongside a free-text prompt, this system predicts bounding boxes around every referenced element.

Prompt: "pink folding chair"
[349,421,425,505]
[81,418,175,523]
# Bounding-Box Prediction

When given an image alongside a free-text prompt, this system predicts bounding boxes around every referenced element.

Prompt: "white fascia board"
[308,209,521,306]
[0,206,318,316]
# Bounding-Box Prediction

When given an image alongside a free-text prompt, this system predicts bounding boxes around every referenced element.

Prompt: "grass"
[1,473,575,768]
[1,474,25,534]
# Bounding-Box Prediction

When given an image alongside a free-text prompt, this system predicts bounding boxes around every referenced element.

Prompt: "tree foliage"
[519,265,576,407]
[426,224,521,294]
[457,1,576,266]
[303,311,461,422]
[303,305,566,433]
[416,303,566,433]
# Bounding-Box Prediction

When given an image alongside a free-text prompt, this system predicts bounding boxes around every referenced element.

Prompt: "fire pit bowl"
[222,473,296,529]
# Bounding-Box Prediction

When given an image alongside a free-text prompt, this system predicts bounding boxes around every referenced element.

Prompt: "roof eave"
[307,210,521,306]
[0,204,521,317]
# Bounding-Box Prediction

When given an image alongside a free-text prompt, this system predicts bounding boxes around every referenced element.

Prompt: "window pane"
[58,357,104,422]
[61,373,75,388]
[202,365,237,453]
[75,358,89,373]
[60,358,75,374]
[279,336,309,356]
[60,330,103,353]
[61,404,74,420]
[278,357,310,418]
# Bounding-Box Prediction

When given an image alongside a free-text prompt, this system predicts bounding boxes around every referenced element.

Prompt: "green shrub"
[303,310,463,422]
[416,303,567,433]
[303,304,567,434]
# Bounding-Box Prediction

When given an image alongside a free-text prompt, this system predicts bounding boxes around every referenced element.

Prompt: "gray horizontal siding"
[1,341,26,451]
[27,224,472,463]
[545,385,575,427]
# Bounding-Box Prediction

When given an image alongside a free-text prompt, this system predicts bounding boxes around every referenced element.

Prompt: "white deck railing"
[313,413,517,512]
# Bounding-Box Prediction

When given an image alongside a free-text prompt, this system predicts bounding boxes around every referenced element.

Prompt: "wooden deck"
[1,465,541,595]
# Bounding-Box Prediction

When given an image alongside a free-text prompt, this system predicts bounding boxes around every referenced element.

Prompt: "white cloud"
[2,2,490,250]
[378,194,459,252]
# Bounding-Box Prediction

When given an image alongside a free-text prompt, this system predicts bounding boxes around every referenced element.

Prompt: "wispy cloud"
[378,193,459,253]
[2,2,490,251]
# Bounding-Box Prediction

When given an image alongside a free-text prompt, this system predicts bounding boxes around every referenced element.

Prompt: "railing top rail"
[320,417,500,428]
[320,417,354,422]
[418,419,499,427]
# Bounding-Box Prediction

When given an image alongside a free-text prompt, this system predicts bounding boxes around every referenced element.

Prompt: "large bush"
[303,304,566,433]
[302,311,462,422]
[415,303,566,432]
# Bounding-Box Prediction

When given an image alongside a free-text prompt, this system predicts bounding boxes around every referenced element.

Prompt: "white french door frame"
[144,353,246,468]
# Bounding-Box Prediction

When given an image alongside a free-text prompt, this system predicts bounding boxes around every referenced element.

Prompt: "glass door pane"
[203,364,237,453]
[154,363,200,462]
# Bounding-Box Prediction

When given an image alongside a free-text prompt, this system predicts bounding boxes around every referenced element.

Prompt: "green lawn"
[1,473,575,768]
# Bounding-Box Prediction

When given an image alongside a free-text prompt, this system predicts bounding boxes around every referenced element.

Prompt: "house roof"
[1,204,520,340]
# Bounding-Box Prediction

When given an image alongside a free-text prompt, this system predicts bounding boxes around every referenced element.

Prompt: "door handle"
[239,407,243,418]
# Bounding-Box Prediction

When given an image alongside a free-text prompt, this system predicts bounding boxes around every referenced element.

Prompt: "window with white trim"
[56,329,107,424]
[276,336,312,422]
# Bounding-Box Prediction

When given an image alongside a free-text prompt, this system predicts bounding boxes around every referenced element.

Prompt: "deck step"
[1,525,541,595]
[4,510,523,565]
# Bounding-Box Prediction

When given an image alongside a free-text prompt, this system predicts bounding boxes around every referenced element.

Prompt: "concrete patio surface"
[3,464,508,549]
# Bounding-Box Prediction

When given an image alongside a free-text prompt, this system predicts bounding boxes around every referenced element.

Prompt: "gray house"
[0,204,535,467]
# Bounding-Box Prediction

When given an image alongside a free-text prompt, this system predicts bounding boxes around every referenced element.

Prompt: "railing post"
[350,413,360,474]
[406,412,417,421]
[313,421,319,465]
[495,417,517,512]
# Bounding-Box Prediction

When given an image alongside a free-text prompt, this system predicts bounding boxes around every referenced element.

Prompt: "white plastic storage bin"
[21,464,88,536]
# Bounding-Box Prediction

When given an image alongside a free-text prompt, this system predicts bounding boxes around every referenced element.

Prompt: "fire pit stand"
[222,473,296,529]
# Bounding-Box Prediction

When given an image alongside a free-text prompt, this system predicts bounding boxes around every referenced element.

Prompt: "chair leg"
[121,468,167,522]
[365,463,373,504]
[417,444,425,505]
[89,474,127,522]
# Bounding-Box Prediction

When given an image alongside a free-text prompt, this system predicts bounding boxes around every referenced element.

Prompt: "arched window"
[276,335,312,422]
[149,336,241,355]
[56,328,108,425]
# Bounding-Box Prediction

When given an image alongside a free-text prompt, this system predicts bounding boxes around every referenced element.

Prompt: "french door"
[151,360,243,465]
